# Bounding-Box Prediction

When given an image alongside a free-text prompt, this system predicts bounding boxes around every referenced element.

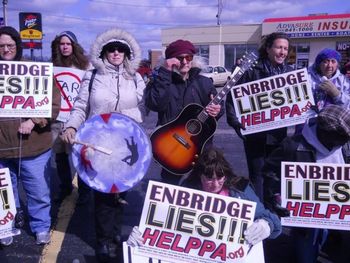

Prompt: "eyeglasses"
[176,55,193,62]
[201,174,226,183]
[0,44,16,50]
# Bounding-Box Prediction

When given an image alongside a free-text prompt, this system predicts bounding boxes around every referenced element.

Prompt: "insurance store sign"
[262,13,350,38]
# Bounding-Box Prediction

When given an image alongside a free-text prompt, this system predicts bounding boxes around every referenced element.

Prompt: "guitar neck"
[197,68,245,122]
[211,68,245,106]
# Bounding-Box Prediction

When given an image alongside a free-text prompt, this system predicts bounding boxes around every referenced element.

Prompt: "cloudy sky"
[3,0,350,59]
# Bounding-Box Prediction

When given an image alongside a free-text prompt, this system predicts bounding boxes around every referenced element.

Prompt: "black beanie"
[0,26,23,61]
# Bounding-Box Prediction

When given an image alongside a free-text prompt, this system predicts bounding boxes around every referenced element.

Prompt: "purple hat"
[315,48,341,68]
[58,31,78,43]
[165,39,196,59]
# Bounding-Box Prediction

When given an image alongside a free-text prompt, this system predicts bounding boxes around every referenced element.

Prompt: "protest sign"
[0,61,53,117]
[123,242,265,263]
[230,68,316,135]
[281,162,350,230]
[54,67,86,122]
[0,168,20,238]
[134,181,257,263]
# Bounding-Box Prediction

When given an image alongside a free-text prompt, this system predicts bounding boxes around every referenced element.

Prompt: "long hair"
[51,36,89,70]
[184,147,243,190]
[258,32,291,60]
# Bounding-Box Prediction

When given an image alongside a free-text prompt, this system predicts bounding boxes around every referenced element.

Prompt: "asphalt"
[1,100,349,263]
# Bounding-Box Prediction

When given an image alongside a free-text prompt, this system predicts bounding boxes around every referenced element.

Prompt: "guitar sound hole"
[186,119,202,135]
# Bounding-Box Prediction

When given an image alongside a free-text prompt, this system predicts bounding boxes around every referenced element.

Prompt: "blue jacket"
[229,183,282,239]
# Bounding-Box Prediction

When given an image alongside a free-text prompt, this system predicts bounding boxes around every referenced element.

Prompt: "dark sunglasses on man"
[176,55,193,62]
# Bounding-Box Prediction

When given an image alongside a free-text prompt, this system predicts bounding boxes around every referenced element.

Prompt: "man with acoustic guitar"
[145,39,223,185]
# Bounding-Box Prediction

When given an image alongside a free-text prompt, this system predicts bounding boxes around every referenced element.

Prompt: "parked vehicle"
[201,65,231,86]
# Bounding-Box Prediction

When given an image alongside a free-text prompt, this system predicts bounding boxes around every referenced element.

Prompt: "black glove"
[232,121,246,141]
[264,192,290,218]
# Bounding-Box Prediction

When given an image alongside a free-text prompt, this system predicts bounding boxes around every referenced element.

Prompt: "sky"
[2,0,350,59]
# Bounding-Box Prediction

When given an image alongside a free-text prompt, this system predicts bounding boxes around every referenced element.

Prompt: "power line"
[89,0,216,8]
[43,13,211,27]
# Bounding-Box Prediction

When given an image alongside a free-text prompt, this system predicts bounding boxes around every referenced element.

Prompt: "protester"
[127,147,281,250]
[51,30,91,204]
[226,32,293,200]
[145,39,223,185]
[308,48,350,111]
[343,61,350,79]
[231,57,242,73]
[263,104,350,263]
[61,28,145,263]
[0,26,60,246]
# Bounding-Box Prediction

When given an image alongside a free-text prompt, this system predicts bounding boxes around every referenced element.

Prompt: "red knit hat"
[165,39,196,59]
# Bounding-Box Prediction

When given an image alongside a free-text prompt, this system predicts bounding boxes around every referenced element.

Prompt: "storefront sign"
[19,12,43,40]
[263,13,350,38]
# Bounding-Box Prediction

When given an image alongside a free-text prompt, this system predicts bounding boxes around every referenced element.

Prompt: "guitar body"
[151,104,217,175]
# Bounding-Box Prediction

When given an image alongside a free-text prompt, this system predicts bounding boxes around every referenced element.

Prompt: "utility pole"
[216,0,223,25]
[216,0,223,65]
[2,0,8,26]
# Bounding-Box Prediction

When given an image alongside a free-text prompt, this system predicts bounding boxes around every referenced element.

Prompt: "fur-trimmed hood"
[90,28,141,74]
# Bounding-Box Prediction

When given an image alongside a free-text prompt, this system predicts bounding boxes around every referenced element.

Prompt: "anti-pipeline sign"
[0,61,53,117]
[231,68,316,135]
[54,67,86,122]
[0,168,20,239]
[134,181,257,263]
[281,162,350,231]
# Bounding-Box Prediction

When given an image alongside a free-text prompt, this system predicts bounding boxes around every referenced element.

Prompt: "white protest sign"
[281,162,350,230]
[123,242,265,263]
[231,68,316,135]
[0,61,53,117]
[0,168,20,238]
[53,67,86,122]
[134,181,257,263]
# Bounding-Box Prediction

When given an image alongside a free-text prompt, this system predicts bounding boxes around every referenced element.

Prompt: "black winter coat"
[145,66,223,126]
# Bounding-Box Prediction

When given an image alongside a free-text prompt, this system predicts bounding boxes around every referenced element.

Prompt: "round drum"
[71,113,152,193]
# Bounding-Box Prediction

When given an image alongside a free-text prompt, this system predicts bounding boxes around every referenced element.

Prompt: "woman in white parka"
[62,28,145,263]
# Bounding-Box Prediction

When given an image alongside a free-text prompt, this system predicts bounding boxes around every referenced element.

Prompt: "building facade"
[160,13,350,72]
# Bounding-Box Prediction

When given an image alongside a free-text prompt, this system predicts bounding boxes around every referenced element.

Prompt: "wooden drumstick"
[73,140,113,155]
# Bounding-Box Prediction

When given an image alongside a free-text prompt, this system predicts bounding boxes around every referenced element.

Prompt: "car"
[201,65,232,86]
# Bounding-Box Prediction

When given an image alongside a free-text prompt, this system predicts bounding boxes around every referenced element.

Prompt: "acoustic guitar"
[150,52,258,175]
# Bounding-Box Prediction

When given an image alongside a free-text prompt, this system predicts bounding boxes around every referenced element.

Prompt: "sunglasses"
[106,46,126,53]
[176,55,193,62]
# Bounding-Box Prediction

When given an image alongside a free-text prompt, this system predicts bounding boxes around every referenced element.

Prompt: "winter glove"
[126,226,144,247]
[319,80,340,98]
[231,121,246,141]
[244,219,271,245]
[264,192,290,218]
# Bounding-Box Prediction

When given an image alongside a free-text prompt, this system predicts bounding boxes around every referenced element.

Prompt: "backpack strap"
[89,68,98,93]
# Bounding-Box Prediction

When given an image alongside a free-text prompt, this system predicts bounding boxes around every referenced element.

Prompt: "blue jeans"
[0,150,52,234]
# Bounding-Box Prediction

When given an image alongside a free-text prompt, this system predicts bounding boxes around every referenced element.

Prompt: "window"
[224,44,258,71]
[195,45,209,61]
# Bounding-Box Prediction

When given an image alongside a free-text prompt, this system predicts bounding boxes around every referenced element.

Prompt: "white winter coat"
[65,28,146,130]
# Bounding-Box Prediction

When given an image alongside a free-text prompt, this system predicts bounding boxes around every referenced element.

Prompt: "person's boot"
[15,208,25,228]
[95,243,110,263]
